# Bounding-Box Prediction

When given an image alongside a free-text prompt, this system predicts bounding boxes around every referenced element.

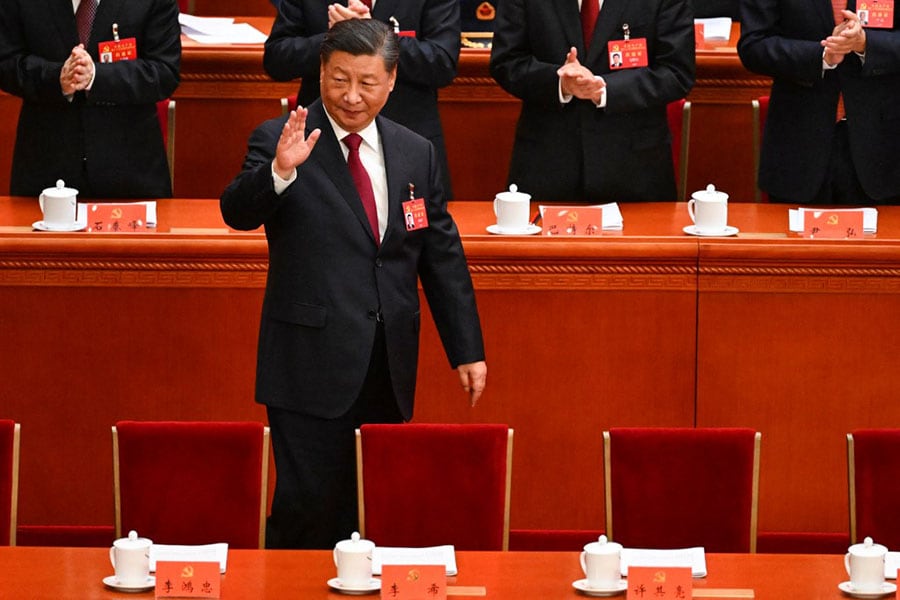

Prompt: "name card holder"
[626,566,691,599]
[85,203,148,233]
[542,206,605,236]
[802,209,864,239]
[381,564,447,600]
[155,561,220,598]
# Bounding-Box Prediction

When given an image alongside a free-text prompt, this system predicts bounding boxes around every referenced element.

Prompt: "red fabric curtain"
[116,421,265,549]
[359,423,510,550]
[0,420,15,546]
[607,427,758,553]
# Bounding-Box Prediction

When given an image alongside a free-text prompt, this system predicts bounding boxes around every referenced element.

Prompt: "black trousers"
[265,323,404,549]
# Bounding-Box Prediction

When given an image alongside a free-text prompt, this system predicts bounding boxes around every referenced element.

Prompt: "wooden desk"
[3,199,900,544]
[0,547,853,599]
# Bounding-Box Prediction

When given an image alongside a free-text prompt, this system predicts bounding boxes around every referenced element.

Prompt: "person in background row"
[738,0,900,204]
[263,0,460,198]
[489,0,695,204]
[0,0,180,198]
[221,19,486,550]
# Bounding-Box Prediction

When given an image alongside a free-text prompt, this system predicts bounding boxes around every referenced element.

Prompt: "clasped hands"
[59,44,94,96]
[822,10,867,66]
[328,0,371,28]
[558,47,605,105]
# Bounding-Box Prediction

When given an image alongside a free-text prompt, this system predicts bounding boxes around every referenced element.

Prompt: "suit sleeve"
[88,0,181,105]
[0,1,68,101]
[737,0,828,84]
[860,29,900,77]
[602,0,696,113]
[417,143,485,367]
[264,0,328,82]
[394,0,460,89]
[220,118,289,231]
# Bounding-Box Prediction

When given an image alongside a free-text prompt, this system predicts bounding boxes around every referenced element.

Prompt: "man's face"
[320,50,396,133]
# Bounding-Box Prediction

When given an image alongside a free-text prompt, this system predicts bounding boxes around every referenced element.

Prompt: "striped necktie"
[76,0,98,47]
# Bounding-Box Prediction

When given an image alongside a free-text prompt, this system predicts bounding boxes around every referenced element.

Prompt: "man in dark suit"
[264,0,460,198]
[0,0,180,198]
[739,0,900,204]
[489,0,695,204]
[221,19,486,549]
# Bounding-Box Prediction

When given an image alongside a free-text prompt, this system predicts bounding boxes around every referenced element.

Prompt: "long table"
[3,198,900,545]
[0,547,854,599]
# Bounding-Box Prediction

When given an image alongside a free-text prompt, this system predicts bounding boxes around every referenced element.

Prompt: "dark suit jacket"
[489,0,695,203]
[220,100,484,420]
[0,0,180,198]
[738,0,900,202]
[263,0,459,197]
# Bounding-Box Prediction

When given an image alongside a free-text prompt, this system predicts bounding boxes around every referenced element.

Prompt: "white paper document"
[695,18,733,40]
[788,207,878,233]
[372,545,457,576]
[178,14,268,44]
[621,546,707,578]
[149,543,229,573]
[885,551,900,579]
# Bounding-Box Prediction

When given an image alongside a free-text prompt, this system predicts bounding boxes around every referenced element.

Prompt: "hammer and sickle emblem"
[565,210,579,223]
[406,569,421,582]
[111,208,124,219]
[653,570,667,583]
[827,214,839,225]
[181,565,194,578]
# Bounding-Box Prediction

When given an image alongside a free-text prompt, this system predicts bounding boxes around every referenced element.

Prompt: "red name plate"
[802,209,864,239]
[155,561,220,598]
[627,566,692,600]
[85,203,148,233]
[381,564,446,600]
[542,206,605,236]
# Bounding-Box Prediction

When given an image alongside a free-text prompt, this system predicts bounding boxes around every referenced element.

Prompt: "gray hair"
[320,19,400,72]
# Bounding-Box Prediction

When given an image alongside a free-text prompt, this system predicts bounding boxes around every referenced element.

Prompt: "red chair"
[155,99,176,190]
[113,421,269,549]
[178,0,192,13]
[356,423,513,550]
[751,96,770,202]
[280,94,299,117]
[604,427,761,553]
[667,99,692,201]
[0,421,20,546]
[848,430,900,548]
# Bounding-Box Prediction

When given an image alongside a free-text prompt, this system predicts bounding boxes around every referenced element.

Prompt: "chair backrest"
[848,430,900,547]
[0,421,20,546]
[666,99,691,201]
[751,96,770,203]
[113,421,269,549]
[280,94,299,117]
[356,423,513,550]
[156,99,176,191]
[604,427,761,553]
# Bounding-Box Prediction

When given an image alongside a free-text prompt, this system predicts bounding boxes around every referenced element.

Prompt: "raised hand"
[274,106,322,180]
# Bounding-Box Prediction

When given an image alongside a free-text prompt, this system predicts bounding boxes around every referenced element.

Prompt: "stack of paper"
[695,17,732,40]
[149,542,229,573]
[179,14,268,44]
[789,207,878,233]
[372,545,458,576]
[621,546,707,578]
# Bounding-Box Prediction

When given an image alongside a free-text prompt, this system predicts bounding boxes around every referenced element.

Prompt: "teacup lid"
[691,183,728,202]
[42,179,79,199]
[496,183,531,201]
[849,536,888,557]
[584,534,622,554]
[114,529,152,549]
[335,531,375,553]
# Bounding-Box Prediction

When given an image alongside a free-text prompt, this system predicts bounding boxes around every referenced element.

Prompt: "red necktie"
[581,0,599,51]
[343,133,380,246]
[361,0,372,8]
[76,0,98,47]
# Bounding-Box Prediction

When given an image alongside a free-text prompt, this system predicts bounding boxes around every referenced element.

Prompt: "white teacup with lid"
[493,184,531,232]
[845,536,887,593]
[687,183,729,234]
[38,179,78,229]
[580,534,622,589]
[109,529,152,587]
[333,531,375,588]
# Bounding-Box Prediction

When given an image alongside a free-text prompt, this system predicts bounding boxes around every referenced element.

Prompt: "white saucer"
[683,225,739,237]
[838,581,897,598]
[33,220,86,232]
[326,577,381,595]
[572,578,628,596]
[102,575,155,592]
[486,224,541,235]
